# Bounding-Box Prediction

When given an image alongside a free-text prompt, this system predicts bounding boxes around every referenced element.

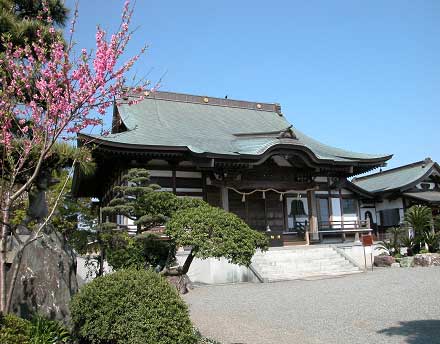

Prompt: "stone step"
[254,260,355,268]
[265,270,363,282]
[252,254,340,261]
[252,257,349,266]
[251,246,362,282]
[254,251,337,257]
[256,265,359,274]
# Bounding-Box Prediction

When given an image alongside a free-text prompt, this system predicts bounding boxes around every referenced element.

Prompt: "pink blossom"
[0,0,147,161]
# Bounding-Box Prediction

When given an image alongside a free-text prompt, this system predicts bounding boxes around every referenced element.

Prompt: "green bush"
[70,269,197,344]
[0,313,71,344]
[102,231,146,270]
[0,313,31,344]
[103,232,174,271]
[29,314,71,343]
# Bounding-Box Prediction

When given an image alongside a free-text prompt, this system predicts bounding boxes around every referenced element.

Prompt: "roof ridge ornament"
[423,157,433,167]
[278,125,297,140]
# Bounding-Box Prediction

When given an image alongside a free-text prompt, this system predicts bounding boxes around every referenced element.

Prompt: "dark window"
[420,183,431,190]
[342,199,357,215]
[379,208,400,227]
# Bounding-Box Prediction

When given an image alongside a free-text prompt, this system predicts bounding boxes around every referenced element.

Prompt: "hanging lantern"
[241,193,246,202]
[279,193,283,201]
[262,191,266,199]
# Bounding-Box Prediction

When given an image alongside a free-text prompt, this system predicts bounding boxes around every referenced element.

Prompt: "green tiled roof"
[352,159,436,193]
[84,92,390,164]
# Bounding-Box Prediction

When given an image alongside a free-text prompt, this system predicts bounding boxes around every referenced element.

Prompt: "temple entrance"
[227,190,309,246]
[228,190,284,231]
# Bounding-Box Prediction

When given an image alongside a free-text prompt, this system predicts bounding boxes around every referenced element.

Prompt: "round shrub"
[70,269,197,344]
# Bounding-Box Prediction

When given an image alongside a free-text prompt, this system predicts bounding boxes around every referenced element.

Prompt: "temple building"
[73,91,392,245]
[353,158,440,231]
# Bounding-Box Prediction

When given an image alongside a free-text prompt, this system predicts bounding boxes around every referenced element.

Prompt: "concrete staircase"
[251,245,362,282]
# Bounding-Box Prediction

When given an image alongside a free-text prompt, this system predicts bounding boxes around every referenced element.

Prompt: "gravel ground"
[184,267,440,344]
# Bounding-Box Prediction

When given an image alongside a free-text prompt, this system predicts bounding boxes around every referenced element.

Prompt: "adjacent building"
[352,158,440,231]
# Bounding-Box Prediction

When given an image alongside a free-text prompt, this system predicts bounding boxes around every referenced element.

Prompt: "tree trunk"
[161,249,195,276]
[0,194,11,313]
[181,250,195,275]
[160,249,196,294]
[97,230,105,277]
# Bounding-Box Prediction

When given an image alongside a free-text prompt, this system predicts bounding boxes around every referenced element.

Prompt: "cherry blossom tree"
[0,1,148,312]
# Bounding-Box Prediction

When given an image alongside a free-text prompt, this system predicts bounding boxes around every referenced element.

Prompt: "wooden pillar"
[339,188,346,242]
[283,194,289,231]
[202,172,207,202]
[327,176,333,228]
[172,170,177,194]
[220,185,229,212]
[307,190,319,241]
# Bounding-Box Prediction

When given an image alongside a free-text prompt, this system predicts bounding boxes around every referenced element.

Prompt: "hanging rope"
[227,186,318,202]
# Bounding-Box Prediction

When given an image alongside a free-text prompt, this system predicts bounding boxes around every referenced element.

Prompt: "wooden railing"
[317,219,372,242]
[318,218,370,231]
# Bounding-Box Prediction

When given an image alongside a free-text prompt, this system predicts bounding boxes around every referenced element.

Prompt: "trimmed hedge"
[70,269,197,344]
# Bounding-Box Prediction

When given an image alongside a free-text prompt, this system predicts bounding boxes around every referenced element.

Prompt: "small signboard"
[361,234,374,246]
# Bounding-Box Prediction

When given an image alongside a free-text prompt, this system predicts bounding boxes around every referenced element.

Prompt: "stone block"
[413,253,440,267]
[400,256,415,268]
[391,262,400,268]
[374,255,395,267]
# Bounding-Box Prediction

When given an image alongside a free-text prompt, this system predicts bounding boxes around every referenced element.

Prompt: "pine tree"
[101,168,161,233]
[0,0,68,51]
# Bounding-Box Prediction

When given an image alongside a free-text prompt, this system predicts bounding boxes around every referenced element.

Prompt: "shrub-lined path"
[184,267,440,344]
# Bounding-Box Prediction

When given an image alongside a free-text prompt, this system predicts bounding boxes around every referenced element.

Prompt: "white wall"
[338,243,386,268]
[176,253,259,284]
[76,255,113,284]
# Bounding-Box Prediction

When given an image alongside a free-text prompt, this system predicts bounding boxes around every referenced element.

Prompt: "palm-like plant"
[423,232,440,253]
[404,205,436,253]
[404,205,433,235]
[434,215,440,232]
[375,240,395,256]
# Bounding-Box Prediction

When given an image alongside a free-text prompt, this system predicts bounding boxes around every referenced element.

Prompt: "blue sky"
[66,0,439,170]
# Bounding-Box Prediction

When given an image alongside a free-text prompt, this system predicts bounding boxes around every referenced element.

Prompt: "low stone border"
[413,253,440,267]
[374,253,440,268]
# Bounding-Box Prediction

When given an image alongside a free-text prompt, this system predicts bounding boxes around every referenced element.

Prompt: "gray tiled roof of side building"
[352,159,436,193]
[85,92,391,163]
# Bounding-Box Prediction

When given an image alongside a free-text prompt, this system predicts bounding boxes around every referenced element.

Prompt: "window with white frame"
[342,199,357,215]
